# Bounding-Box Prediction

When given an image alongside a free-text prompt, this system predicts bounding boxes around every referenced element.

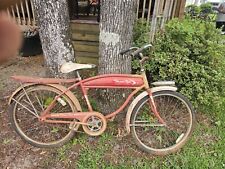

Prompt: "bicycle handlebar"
[131,44,152,57]
[119,44,152,58]
[119,47,139,55]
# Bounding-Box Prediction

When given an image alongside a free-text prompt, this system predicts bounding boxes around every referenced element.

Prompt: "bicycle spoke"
[22,87,39,115]
[34,93,44,111]
[131,91,194,154]
[12,98,39,118]
[11,85,78,147]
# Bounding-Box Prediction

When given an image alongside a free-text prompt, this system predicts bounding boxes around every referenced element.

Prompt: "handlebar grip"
[119,49,131,55]
[131,44,152,57]
[119,47,139,55]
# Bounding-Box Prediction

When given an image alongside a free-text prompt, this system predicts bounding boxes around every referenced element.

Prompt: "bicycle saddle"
[60,62,96,73]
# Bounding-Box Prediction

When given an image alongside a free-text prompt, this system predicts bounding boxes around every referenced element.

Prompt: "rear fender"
[8,83,35,105]
[125,86,177,133]
[8,83,82,112]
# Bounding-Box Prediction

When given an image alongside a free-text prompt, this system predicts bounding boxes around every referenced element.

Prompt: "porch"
[6,0,186,62]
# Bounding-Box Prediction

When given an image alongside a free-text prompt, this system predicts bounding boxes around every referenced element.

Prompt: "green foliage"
[186,3,215,21]
[133,19,150,47]
[186,4,201,17]
[200,3,213,15]
[44,112,224,168]
[149,18,225,112]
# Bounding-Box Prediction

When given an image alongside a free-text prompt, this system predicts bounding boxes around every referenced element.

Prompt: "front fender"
[8,83,82,112]
[125,86,177,133]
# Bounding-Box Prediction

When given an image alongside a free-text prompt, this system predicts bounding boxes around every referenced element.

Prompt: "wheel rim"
[13,86,76,146]
[132,92,193,152]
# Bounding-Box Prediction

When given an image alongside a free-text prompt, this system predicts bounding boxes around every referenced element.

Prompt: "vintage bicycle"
[8,44,195,155]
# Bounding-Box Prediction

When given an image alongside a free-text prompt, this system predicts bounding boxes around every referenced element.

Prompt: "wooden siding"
[71,21,99,63]
[6,0,37,31]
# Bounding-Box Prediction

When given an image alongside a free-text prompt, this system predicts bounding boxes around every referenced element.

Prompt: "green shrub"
[133,18,225,113]
[133,19,150,47]
[186,3,215,21]
[200,3,213,15]
[185,4,200,17]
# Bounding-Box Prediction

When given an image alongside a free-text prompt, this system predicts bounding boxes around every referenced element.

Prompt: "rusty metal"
[82,112,107,136]
[9,55,172,142]
[125,86,177,133]
[82,74,144,89]
[9,83,82,112]
[9,83,35,105]
[43,120,88,126]
[11,98,39,118]
[43,112,98,122]
[105,85,145,119]
[21,83,39,116]
[11,75,79,84]
[147,88,166,125]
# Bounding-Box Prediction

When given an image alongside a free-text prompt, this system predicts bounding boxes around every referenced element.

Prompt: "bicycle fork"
[147,89,166,125]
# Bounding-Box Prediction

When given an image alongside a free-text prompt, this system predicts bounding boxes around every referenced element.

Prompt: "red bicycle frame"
[38,72,165,124]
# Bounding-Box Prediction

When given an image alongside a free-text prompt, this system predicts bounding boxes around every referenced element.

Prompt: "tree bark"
[32,0,75,77]
[98,0,137,115]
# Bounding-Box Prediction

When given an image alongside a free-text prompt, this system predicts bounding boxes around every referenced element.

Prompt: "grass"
[28,95,224,169]
[2,138,12,145]
[47,111,224,169]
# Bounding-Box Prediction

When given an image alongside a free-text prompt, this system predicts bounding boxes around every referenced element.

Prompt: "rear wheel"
[131,91,195,155]
[9,85,78,148]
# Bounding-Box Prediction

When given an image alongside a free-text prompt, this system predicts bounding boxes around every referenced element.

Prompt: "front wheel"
[131,90,195,155]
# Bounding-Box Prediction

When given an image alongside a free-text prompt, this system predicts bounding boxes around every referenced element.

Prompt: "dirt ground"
[0,55,55,169]
[0,56,134,169]
[0,55,218,169]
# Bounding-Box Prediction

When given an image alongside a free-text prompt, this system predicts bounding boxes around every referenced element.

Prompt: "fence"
[7,0,186,39]
[7,0,37,31]
[137,0,186,41]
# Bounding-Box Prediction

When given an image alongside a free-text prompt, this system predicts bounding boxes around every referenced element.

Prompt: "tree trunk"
[32,0,75,77]
[98,0,137,115]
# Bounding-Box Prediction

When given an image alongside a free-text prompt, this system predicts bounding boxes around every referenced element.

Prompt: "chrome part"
[151,81,175,86]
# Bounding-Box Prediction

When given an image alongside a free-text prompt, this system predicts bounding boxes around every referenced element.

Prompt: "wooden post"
[30,0,36,26]
[168,0,175,19]
[175,0,186,18]
[172,0,178,18]
[136,0,140,19]
[11,6,16,22]
[20,1,26,25]
[147,0,152,23]
[161,0,170,29]
[25,0,31,26]
[142,0,147,19]
[15,4,21,24]
[159,0,165,15]
[178,0,186,19]
[150,0,161,42]
[0,0,25,10]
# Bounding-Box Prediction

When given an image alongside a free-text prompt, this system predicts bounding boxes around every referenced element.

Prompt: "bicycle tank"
[82,74,144,88]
